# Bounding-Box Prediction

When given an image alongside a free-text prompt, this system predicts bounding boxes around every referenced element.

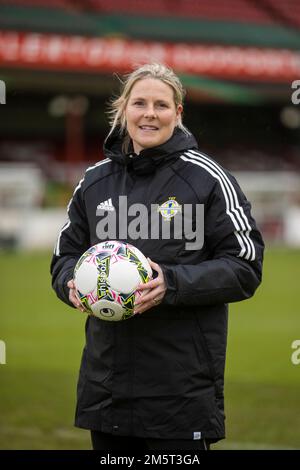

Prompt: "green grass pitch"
[0,248,299,449]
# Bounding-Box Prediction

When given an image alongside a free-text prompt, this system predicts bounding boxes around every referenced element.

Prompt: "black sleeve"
[50,178,90,307]
[161,173,264,307]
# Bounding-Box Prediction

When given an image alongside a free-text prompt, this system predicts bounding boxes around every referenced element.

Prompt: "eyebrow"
[130,97,170,103]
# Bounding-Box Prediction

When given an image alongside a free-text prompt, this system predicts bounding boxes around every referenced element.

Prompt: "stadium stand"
[3,0,300,27]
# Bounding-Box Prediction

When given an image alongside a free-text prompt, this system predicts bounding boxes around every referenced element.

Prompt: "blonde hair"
[107,63,190,143]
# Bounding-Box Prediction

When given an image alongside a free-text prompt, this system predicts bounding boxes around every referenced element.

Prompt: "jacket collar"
[103,127,198,175]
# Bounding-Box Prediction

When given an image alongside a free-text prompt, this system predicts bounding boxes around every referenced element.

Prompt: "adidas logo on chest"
[97,198,115,212]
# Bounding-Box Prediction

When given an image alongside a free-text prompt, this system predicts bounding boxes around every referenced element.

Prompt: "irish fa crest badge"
[158,197,182,221]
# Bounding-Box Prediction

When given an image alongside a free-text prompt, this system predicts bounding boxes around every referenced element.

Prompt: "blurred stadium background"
[0,0,299,450]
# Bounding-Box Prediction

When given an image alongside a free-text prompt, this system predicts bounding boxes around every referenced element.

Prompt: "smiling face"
[125,77,183,154]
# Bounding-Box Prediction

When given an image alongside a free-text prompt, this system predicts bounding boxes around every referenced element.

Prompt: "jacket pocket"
[194,315,217,385]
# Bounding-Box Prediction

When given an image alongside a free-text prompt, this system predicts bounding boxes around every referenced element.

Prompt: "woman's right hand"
[67,279,86,313]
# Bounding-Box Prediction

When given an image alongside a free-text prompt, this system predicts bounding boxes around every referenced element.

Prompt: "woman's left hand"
[134,258,167,314]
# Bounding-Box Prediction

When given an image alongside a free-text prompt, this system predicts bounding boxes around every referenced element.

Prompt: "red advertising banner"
[0,30,299,82]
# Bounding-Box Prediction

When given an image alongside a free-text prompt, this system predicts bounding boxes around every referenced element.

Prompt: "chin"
[139,139,160,149]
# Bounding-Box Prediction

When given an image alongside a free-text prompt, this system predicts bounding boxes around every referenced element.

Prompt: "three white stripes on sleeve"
[181,150,256,261]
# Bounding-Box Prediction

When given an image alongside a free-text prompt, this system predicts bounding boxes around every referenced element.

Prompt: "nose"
[144,105,156,119]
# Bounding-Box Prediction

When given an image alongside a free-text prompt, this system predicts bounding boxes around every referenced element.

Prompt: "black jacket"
[51,128,264,441]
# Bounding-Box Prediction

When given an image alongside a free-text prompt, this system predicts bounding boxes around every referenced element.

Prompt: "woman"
[51,63,264,451]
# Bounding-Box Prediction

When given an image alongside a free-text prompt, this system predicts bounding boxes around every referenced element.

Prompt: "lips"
[139,125,159,130]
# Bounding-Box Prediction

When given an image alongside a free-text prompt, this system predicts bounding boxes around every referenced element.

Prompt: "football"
[73,240,152,321]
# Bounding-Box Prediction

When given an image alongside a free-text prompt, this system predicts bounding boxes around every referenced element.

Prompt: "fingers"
[70,290,85,312]
[134,259,166,314]
[134,292,164,314]
[68,279,86,313]
[137,258,163,291]
[135,286,163,306]
[137,277,160,291]
[148,258,163,274]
